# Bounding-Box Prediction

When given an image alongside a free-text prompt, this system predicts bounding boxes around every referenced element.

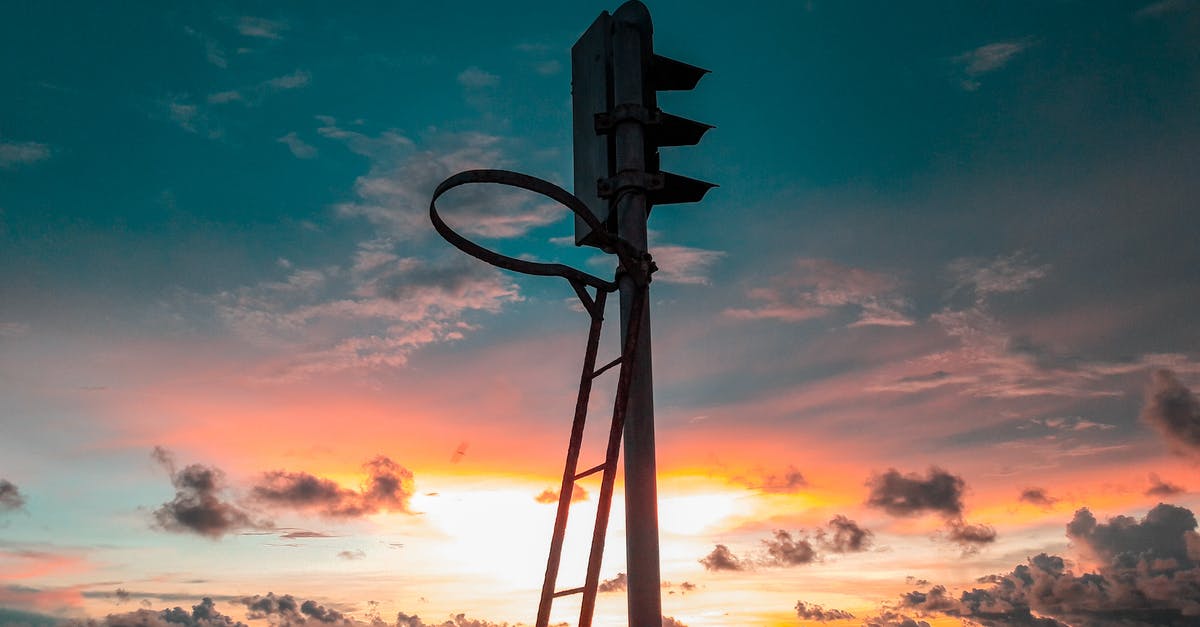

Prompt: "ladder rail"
[536,288,608,627]
[578,285,646,627]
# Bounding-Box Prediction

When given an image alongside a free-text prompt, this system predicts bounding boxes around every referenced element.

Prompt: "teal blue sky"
[3,2,1200,626]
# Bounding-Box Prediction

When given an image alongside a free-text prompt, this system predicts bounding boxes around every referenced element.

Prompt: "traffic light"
[572,1,715,249]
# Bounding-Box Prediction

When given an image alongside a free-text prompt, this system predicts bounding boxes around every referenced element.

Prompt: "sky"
[2,1,1200,626]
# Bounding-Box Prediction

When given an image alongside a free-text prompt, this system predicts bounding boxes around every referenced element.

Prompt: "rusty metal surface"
[536,288,607,627]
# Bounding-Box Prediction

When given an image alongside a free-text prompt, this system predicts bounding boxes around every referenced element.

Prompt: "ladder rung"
[553,586,586,598]
[574,463,606,480]
[589,356,623,379]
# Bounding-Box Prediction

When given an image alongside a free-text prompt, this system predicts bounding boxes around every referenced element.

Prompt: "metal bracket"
[597,171,664,198]
[594,103,660,133]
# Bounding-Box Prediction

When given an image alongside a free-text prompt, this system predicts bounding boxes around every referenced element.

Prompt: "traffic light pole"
[611,4,662,626]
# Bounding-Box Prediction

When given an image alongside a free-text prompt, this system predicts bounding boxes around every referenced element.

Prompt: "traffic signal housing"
[572,1,715,249]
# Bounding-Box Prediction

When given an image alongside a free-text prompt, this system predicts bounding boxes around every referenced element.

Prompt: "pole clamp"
[594,103,660,133]
[597,171,663,198]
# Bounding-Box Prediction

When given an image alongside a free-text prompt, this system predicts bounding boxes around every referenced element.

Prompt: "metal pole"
[611,3,662,626]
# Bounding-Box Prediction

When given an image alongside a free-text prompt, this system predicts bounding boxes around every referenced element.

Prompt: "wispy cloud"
[183,26,227,68]
[321,121,558,239]
[1135,0,1193,18]
[0,479,25,512]
[0,138,51,168]
[237,16,288,40]
[651,244,725,285]
[953,39,1032,90]
[277,132,317,159]
[725,258,913,327]
[457,66,500,89]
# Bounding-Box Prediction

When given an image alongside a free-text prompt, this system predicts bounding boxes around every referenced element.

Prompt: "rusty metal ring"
[429,169,620,292]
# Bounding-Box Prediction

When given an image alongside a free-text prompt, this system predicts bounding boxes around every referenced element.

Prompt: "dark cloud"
[1141,369,1200,459]
[863,610,931,627]
[0,479,25,511]
[795,600,854,621]
[1066,503,1197,569]
[699,544,745,571]
[867,467,995,552]
[702,516,873,572]
[819,514,874,553]
[866,467,965,518]
[64,597,248,627]
[762,529,818,566]
[150,447,269,539]
[1146,473,1185,497]
[663,580,696,595]
[661,617,688,627]
[947,520,997,552]
[395,612,510,627]
[598,572,627,593]
[534,484,588,504]
[114,588,131,604]
[240,592,348,625]
[758,466,808,493]
[251,456,413,517]
[896,504,1200,626]
[337,550,365,560]
[1019,487,1058,508]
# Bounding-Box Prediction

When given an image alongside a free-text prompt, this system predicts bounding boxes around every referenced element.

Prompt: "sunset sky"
[3,2,1200,626]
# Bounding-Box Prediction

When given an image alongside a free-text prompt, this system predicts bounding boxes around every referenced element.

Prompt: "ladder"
[427,168,655,627]
[535,280,646,627]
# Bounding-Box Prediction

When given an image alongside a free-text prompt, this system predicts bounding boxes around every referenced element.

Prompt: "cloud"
[702,516,873,571]
[278,530,338,539]
[868,467,995,553]
[598,572,626,593]
[240,592,346,624]
[863,610,931,627]
[945,520,997,553]
[820,514,873,553]
[266,70,311,91]
[953,40,1031,90]
[238,17,288,40]
[251,456,414,517]
[0,138,51,168]
[650,245,725,285]
[733,465,807,494]
[64,597,248,627]
[1146,473,1185,497]
[1019,487,1058,508]
[183,26,226,68]
[150,447,270,539]
[1135,0,1193,18]
[897,504,1200,626]
[323,124,558,240]
[535,60,562,76]
[534,484,588,504]
[204,247,521,380]
[699,544,745,571]
[761,529,818,566]
[795,601,854,622]
[457,67,499,89]
[1140,369,1200,459]
[947,252,1049,300]
[0,479,25,512]
[206,70,312,107]
[866,467,964,518]
[725,258,912,327]
[278,132,317,159]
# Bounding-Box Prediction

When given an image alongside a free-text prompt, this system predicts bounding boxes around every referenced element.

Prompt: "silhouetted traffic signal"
[572,1,715,249]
